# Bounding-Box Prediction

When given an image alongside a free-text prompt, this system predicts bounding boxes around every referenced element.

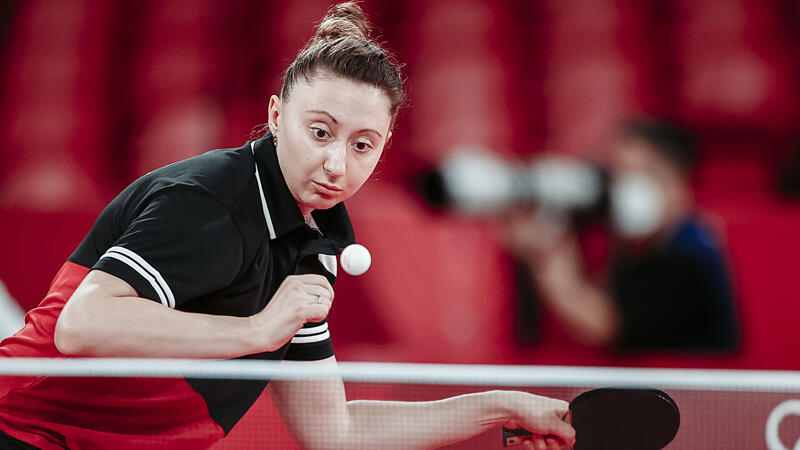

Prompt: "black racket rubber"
[502,387,680,450]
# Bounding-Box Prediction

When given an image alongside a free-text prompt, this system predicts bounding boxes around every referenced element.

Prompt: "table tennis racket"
[502,387,680,449]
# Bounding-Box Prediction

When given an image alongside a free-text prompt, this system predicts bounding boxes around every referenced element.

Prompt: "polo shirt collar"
[250,135,355,248]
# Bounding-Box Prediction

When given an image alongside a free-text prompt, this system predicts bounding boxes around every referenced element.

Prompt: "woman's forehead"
[286,75,392,131]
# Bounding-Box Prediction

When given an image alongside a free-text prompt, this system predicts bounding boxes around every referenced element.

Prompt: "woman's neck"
[303,211,316,228]
[299,205,313,220]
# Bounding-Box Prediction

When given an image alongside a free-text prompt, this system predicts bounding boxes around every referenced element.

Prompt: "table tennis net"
[0,358,798,449]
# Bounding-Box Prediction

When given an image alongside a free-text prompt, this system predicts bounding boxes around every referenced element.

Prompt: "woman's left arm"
[268,357,574,450]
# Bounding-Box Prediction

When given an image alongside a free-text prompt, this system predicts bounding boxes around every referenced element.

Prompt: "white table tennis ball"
[340,244,371,276]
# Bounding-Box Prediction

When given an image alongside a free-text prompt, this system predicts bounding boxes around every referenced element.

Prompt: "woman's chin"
[300,194,342,212]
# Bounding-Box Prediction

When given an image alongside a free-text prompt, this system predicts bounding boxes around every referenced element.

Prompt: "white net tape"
[0,359,798,449]
[0,358,798,391]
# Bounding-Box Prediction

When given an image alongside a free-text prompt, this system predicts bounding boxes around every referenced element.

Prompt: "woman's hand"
[250,274,334,352]
[502,391,575,450]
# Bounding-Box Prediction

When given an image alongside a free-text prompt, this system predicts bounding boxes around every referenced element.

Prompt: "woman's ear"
[267,95,282,136]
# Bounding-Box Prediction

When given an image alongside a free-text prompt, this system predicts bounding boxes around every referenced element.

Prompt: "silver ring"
[316,295,323,304]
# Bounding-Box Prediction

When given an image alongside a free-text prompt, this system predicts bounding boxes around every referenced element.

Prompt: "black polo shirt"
[72,135,353,359]
[0,136,355,448]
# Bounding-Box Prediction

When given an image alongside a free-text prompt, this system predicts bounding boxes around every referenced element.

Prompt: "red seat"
[674,0,796,134]
[540,0,661,156]
[0,0,116,211]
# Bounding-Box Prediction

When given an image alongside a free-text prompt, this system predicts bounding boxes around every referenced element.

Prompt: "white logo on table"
[766,399,800,450]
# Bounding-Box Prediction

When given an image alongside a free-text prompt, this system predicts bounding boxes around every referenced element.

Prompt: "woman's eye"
[311,127,329,139]
[354,141,373,152]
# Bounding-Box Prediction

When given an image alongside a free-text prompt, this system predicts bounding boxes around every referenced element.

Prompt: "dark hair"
[619,118,698,173]
[283,2,404,119]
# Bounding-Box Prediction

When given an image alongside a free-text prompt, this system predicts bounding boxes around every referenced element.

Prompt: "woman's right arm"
[54,270,333,358]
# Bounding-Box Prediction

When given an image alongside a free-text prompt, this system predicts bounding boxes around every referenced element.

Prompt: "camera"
[417,148,608,222]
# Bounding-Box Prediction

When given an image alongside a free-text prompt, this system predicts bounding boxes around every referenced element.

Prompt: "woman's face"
[268,73,393,216]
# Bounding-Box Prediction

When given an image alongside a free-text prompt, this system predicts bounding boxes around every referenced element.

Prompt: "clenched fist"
[249,274,334,352]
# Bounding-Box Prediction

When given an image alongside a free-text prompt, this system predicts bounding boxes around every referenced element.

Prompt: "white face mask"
[610,172,665,238]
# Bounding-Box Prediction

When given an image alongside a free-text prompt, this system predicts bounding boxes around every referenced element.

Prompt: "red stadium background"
[1,0,799,371]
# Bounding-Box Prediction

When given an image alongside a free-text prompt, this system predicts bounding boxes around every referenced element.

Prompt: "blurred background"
[1,0,799,370]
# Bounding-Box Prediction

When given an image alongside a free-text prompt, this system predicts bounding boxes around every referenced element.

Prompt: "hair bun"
[314,2,371,42]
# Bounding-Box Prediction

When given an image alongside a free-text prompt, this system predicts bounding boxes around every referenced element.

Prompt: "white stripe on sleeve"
[295,323,328,336]
[291,330,331,344]
[100,246,175,308]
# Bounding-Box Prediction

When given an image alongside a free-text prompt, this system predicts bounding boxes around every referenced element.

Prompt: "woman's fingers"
[539,407,574,447]
[305,305,331,322]
[521,434,566,450]
[545,436,564,450]
[304,286,333,305]
[549,414,575,446]
[297,274,334,298]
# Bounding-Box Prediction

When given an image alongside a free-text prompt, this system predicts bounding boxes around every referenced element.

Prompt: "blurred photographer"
[507,119,739,353]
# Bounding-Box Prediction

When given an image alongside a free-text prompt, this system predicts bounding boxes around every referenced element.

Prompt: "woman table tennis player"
[0,3,574,449]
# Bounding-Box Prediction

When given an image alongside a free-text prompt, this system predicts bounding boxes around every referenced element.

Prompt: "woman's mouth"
[312,181,343,195]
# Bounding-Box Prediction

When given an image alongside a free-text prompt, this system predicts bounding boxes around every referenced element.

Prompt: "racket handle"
[502,427,533,447]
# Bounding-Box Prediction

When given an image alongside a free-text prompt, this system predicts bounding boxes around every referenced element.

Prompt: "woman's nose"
[322,142,347,177]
